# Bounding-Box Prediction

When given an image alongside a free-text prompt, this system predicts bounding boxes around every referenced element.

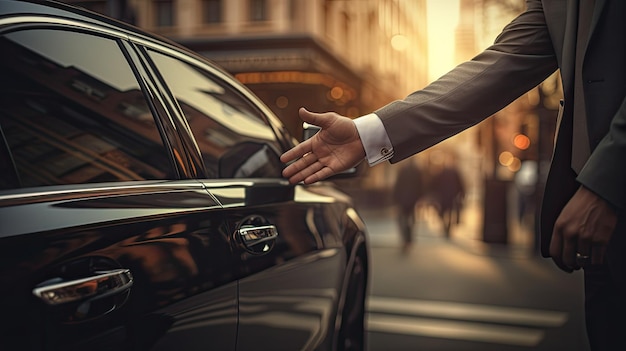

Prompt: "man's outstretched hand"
[280,108,366,184]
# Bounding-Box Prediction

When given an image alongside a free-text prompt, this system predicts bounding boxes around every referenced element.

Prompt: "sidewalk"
[359,200,590,350]
[358,199,538,258]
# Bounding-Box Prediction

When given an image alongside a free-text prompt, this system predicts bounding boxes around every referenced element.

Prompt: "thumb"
[299,107,335,129]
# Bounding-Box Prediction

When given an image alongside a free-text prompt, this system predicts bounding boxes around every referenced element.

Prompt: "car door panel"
[205,181,352,350]
[0,181,239,351]
[236,248,345,351]
[140,42,363,349]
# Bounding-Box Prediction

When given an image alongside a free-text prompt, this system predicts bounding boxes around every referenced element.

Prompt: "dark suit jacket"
[375,0,626,258]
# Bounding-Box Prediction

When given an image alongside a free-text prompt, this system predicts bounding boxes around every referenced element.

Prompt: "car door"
[142,46,354,350]
[0,23,238,351]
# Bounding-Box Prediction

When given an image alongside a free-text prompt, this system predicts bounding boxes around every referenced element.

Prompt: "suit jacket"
[375,0,626,257]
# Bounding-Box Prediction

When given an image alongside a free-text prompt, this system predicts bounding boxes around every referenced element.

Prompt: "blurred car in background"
[0,1,369,350]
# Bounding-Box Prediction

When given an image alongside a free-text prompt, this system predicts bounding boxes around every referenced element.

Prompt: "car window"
[146,49,284,179]
[0,29,175,189]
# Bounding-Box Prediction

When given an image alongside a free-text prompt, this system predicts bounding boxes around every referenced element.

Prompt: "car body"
[0,1,369,350]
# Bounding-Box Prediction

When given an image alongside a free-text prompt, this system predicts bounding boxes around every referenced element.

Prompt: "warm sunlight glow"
[427,0,460,82]
[391,34,409,51]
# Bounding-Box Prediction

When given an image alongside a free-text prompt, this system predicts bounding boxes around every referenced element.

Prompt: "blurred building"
[65,0,428,199]
[66,0,427,137]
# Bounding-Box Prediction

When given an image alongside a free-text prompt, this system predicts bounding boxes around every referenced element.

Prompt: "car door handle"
[238,224,278,253]
[33,269,134,306]
[239,225,278,246]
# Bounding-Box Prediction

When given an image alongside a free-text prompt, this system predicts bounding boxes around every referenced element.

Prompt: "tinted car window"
[147,49,284,179]
[0,29,175,189]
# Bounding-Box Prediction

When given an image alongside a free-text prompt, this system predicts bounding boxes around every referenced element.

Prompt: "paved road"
[361,204,590,351]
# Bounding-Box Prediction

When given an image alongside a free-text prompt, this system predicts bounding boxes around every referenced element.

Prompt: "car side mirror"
[302,122,320,141]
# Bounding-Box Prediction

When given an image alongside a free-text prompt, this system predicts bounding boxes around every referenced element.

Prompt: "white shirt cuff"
[353,113,394,166]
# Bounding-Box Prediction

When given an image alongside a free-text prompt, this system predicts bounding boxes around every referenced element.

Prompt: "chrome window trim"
[0,16,128,39]
[0,180,208,202]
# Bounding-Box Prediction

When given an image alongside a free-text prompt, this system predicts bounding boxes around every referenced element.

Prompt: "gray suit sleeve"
[376,0,558,163]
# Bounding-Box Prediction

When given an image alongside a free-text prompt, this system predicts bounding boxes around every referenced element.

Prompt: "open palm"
[281,108,366,184]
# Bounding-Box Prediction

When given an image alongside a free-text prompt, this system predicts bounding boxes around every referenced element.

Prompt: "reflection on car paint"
[0,1,368,349]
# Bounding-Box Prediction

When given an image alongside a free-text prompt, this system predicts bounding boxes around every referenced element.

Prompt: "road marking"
[367,314,544,347]
[368,296,568,327]
[366,296,569,346]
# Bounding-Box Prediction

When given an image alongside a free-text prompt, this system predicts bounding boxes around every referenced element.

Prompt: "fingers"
[575,239,591,267]
[280,139,312,164]
[279,109,328,165]
[304,167,334,184]
[549,228,573,273]
[561,232,578,269]
[302,162,326,184]
[281,108,356,184]
[283,155,330,185]
[551,208,583,272]
[281,108,339,184]
[282,152,319,183]
[552,225,607,271]
[548,186,617,272]
[551,215,602,272]
[552,221,585,271]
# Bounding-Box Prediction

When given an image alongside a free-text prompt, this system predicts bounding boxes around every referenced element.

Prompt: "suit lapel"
[560,0,578,93]
[562,0,606,85]
[572,0,604,63]
[590,0,606,38]
[584,0,607,54]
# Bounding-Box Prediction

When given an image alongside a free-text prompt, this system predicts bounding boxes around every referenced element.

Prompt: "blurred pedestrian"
[392,159,424,253]
[430,158,465,238]
[280,2,625,349]
[514,159,538,230]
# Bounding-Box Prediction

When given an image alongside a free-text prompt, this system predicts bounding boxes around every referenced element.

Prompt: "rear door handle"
[33,268,133,306]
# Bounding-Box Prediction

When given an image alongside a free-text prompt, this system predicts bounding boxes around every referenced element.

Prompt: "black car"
[0,1,369,350]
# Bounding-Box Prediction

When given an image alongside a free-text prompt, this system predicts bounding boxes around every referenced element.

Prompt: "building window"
[202,0,222,24]
[154,0,174,27]
[249,0,267,22]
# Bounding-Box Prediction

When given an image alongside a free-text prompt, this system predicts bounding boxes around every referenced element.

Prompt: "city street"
[360,202,590,351]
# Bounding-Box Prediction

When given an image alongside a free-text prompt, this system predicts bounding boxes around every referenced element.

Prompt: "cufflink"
[381,147,390,156]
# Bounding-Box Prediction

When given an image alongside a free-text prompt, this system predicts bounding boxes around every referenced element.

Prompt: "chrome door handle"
[238,224,278,254]
[239,225,278,246]
[33,269,133,306]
